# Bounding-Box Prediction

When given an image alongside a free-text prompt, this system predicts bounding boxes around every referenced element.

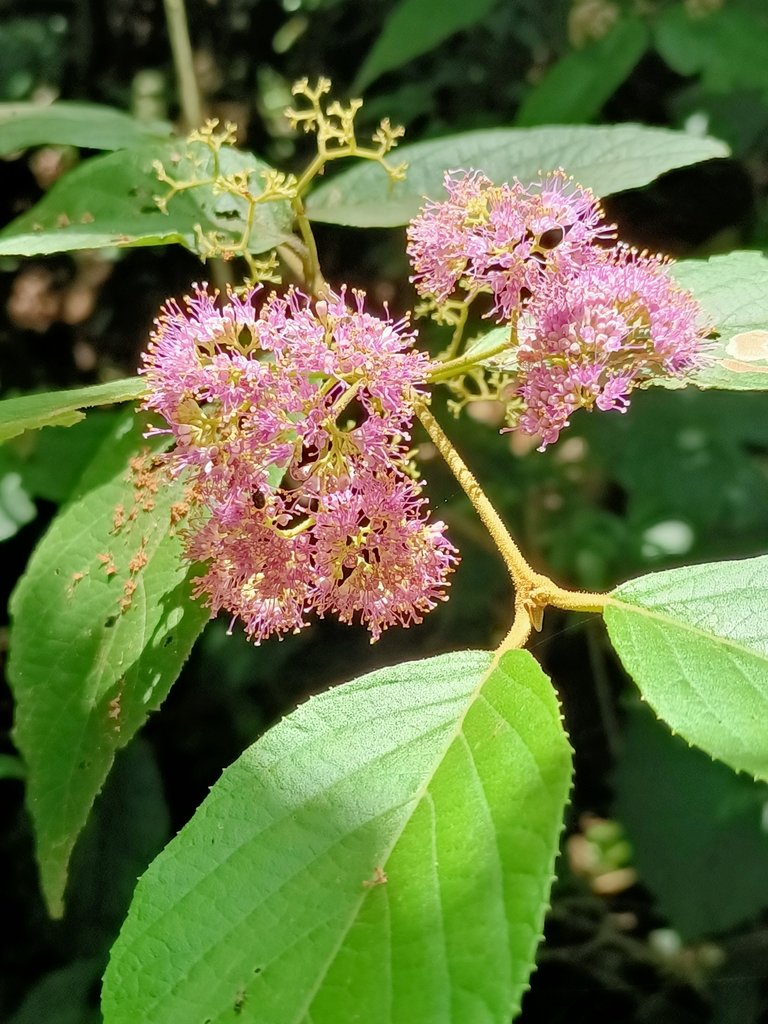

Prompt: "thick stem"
[491,598,534,666]
[418,403,529,585]
[417,402,608,649]
[163,0,203,131]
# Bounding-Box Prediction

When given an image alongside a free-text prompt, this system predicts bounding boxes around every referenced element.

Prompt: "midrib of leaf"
[606,595,768,664]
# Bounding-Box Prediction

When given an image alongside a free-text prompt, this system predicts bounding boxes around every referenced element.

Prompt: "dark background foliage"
[1,1,768,1021]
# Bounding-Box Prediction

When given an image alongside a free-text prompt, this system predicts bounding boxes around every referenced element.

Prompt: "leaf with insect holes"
[0,142,293,257]
[8,412,209,916]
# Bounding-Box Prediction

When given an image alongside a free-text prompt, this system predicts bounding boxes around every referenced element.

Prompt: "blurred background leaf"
[515,16,650,126]
[614,703,768,940]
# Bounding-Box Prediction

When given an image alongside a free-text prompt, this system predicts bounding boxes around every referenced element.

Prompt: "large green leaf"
[0,101,169,155]
[353,0,499,92]
[516,18,650,127]
[671,251,768,390]
[102,649,572,1024]
[306,125,729,227]
[0,141,293,257]
[604,555,768,780]
[614,704,768,940]
[0,378,146,444]
[7,413,210,916]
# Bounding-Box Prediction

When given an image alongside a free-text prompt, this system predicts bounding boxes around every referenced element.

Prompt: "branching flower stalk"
[152,79,407,294]
[416,401,608,651]
[286,77,407,197]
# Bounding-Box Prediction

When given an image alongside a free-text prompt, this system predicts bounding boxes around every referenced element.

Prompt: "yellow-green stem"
[418,403,528,585]
[429,337,513,383]
[417,402,608,648]
[443,303,469,361]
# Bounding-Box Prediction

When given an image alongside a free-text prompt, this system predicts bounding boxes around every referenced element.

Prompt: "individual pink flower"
[510,247,709,448]
[407,169,612,321]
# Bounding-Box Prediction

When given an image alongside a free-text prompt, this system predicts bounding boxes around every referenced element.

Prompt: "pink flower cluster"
[407,169,613,321]
[407,170,708,447]
[514,248,706,448]
[142,285,457,642]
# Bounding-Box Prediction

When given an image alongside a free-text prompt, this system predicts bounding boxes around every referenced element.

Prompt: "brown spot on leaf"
[362,866,388,888]
[97,552,118,576]
[112,504,125,534]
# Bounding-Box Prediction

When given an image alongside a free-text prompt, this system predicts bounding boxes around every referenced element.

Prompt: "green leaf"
[0,142,293,258]
[0,101,170,155]
[353,0,499,92]
[7,413,210,916]
[449,325,519,379]
[604,554,768,780]
[306,125,729,227]
[0,378,146,444]
[102,649,572,1024]
[671,251,768,390]
[614,704,768,940]
[516,18,650,127]
[0,752,25,780]
[654,5,768,99]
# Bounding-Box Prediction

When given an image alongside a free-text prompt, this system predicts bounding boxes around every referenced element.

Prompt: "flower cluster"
[407,169,613,321]
[513,247,706,447]
[407,169,708,447]
[142,285,457,643]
